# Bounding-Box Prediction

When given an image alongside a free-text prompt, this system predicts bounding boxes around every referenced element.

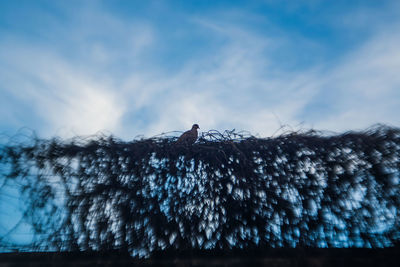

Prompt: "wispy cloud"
[0,1,399,140]
[0,43,126,137]
[301,24,400,131]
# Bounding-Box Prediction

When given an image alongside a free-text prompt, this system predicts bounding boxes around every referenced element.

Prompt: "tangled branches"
[1,125,400,257]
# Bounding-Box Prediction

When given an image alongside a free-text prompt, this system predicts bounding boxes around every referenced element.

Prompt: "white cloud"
[0,44,126,138]
[310,26,400,132]
[117,21,321,138]
[0,4,156,138]
[1,2,400,140]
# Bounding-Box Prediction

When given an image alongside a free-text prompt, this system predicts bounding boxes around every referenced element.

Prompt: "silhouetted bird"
[177,124,200,145]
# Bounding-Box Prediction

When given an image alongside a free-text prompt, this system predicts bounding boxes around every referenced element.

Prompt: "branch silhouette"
[1,125,399,257]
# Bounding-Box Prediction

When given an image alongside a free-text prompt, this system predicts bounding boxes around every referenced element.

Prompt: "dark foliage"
[1,125,400,257]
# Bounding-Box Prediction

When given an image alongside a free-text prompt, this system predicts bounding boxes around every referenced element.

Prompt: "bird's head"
[192,124,200,130]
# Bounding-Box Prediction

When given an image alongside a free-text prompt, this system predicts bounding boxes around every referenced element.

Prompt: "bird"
[176,124,200,145]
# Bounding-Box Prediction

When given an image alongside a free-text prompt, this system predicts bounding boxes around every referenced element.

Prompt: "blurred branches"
[1,125,400,257]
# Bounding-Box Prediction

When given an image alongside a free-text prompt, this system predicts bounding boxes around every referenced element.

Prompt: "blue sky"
[0,0,400,140]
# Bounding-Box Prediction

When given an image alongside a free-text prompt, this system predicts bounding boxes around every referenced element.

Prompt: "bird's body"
[177,124,200,145]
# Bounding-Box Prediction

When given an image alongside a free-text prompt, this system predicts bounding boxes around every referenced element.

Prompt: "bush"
[1,125,400,257]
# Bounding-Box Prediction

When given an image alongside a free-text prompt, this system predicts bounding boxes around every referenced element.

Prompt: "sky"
[1,0,400,140]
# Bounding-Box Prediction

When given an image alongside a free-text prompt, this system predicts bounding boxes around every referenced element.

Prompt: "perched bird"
[177,124,200,145]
